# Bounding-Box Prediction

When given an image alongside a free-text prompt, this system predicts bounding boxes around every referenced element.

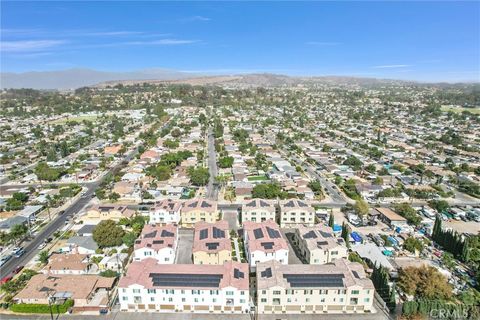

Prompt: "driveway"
[175,228,194,264]
[222,209,239,230]
[280,229,304,264]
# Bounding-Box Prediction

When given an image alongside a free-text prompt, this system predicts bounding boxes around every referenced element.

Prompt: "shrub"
[10,299,73,313]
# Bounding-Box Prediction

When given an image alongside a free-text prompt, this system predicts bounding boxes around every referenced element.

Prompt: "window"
[320,298,325,302]
[122,296,128,301]
[286,290,294,295]
[262,290,266,295]
[240,291,245,295]
[168,297,173,302]
[351,290,360,295]
[182,298,186,302]
[132,289,140,294]
[150,297,155,302]
[340,298,344,302]
[287,298,292,303]
[133,296,142,303]
[194,298,198,303]
[364,298,370,302]
[261,298,267,303]
[210,290,219,295]
[226,291,234,296]
[273,291,281,295]
[306,298,310,303]
[331,251,338,255]
[240,299,245,303]
[147,289,156,294]
[122,289,126,293]
[304,290,313,295]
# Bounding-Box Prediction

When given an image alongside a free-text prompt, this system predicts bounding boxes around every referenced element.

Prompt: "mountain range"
[0,68,476,90]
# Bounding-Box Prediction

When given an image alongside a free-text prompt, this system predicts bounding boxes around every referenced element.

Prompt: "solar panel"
[266,227,280,239]
[261,242,274,250]
[283,274,344,288]
[259,200,270,207]
[284,201,295,207]
[245,201,255,207]
[201,201,212,208]
[161,230,174,237]
[260,267,272,278]
[188,201,198,208]
[199,229,208,240]
[206,242,220,250]
[212,227,225,239]
[304,231,317,239]
[149,273,223,288]
[316,241,329,248]
[319,231,333,238]
[253,228,264,239]
[144,231,157,238]
[233,268,244,279]
[153,240,164,244]
[298,201,309,207]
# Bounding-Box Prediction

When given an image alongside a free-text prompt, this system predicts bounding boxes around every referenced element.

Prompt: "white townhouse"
[243,220,289,271]
[279,199,315,228]
[256,259,375,314]
[133,224,178,264]
[149,199,182,224]
[241,199,276,223]
[118,258,250,313]
[293,225,348,264]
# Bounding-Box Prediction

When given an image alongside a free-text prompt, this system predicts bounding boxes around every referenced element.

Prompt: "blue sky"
[1,1,479,82]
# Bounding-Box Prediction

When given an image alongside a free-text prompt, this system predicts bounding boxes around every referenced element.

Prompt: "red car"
[0,276,13,285]
[13,266,24,274]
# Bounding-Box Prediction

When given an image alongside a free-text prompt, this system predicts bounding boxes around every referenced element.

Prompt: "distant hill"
[1,68,477,90]
[0,68,195,90]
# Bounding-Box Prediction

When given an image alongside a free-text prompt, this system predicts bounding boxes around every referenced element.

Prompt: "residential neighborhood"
[0,78,479,320]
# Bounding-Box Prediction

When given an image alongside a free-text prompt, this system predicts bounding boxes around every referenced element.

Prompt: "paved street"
[206,127,219,200]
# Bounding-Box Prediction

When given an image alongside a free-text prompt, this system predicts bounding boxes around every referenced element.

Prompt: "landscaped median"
[10,299,73,314]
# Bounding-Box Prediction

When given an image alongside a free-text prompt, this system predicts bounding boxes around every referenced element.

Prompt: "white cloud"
[373,64,412,69]
[120,39,200,46]
[1,40,66,52]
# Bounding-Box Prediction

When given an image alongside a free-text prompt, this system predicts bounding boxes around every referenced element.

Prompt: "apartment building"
[241,199,276,223]
[243,220,288,271]
[293,225,348,264]
[149,199,182,224]
[133,224,178,264]
[279,199,315,227]
[180,199,218,227]
[118,258,250,313]
[256,259,375,314]
[193,220,232,265]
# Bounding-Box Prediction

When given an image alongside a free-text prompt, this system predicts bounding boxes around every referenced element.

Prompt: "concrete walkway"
[233,238,241,261]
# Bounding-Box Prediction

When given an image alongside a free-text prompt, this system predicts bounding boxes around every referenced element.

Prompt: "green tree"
[328,212,334,228]
[403,237,424,253]
[397,265,452,300]
[354,199,369,217]
[187,167,210,186]
[93,220,125,248]
[218,156,234,168]
[9,224,28,244]
[38,250,49,264]
[122,232,137,247]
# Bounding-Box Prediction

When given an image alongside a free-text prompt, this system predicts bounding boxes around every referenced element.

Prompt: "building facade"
[279,199,315,228]
[118,259,250,313]
[180,199,218,228]
[256,259,375,314]
[293,225,348,264]
[133,224,178,264]
[241,199,276,224]
[149,199,182,225]
[243,220,288,271]
[193,220,232,265]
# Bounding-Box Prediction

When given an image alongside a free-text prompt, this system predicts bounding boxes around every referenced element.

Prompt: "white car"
[38,243,47,250]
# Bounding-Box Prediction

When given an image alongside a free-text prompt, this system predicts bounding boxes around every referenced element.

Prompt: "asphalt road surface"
[206,127,219,200]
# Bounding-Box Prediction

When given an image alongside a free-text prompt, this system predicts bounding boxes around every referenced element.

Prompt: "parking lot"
[175,228,194,264]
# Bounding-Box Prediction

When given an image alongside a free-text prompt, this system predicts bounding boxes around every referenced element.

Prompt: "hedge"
[10,299,73,314]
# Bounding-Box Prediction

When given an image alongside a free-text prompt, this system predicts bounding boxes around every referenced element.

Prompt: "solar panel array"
[316,241,329,247]
[319,231,333,238]
[161,230,174,237]
[206,242,220,250]
[283,274,345,288]
[199,229,208,240]
[144,231,157,238]
[212,227,225,239]
[233,268,245,279]
[259,200,270,207]
[261,242,274,250]
[284,201,295,207]
[200,201,212,208]
[245,201,256,207]
[303,231,317,239]
[266,227,280,239]
[298,201,308,207]
[149,273,223,288]
[153,240,164,244]
[260,267,272,278]
[253,228,264,239]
